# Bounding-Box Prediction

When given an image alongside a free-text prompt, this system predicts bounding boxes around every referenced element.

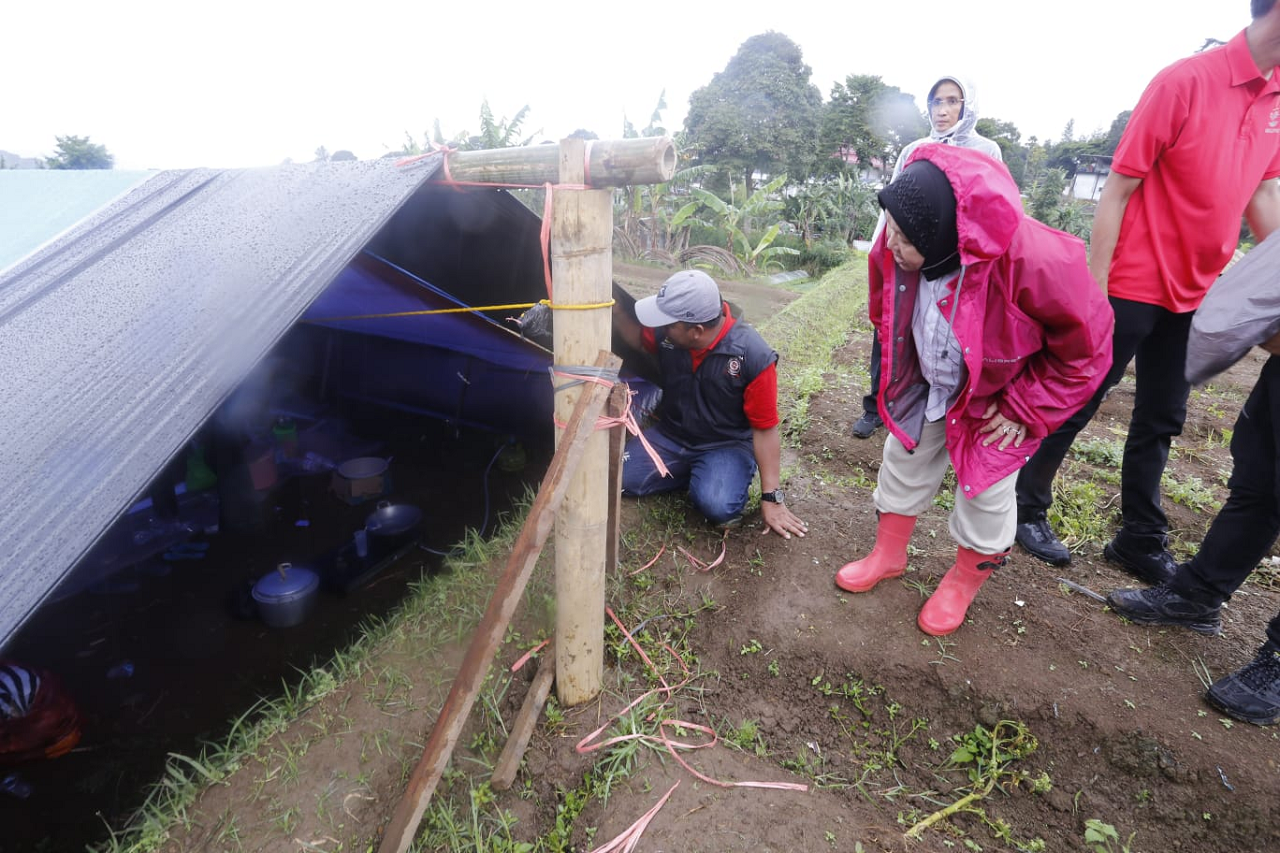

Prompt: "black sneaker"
[851,412,883,439]
[1014,517,1071,566]
[1103,535,1177,585]
[1206,643,1280,726]
[1106,583,1222,636]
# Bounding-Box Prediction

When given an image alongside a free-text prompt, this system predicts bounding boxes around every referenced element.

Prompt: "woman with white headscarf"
[852,75,1004,440]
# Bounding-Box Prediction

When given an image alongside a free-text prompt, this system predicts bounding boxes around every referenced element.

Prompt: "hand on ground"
[761,501,807,539]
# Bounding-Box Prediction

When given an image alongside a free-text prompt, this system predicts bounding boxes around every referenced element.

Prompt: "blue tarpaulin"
[298,252,557,435]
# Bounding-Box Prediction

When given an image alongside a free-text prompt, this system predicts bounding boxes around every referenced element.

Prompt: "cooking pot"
[337,457,389,480]
[252,562,319,628]
[364,500,423,538]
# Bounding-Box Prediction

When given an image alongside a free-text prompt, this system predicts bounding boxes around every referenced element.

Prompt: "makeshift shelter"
[0,157,636,649]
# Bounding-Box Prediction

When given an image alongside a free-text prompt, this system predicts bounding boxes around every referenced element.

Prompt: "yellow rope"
[302,298,614,324]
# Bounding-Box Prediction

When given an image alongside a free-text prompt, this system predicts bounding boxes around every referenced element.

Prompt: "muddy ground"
[18,261,1280,852]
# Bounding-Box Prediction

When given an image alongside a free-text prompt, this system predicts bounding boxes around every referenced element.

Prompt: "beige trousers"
[872,419,1017,554]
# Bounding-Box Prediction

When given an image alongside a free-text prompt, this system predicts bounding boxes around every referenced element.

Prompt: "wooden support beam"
[490,647,556,792]
[377,350,621,853]
[605,383,628,577]
[435,137,676,188]
[551,138,613,707]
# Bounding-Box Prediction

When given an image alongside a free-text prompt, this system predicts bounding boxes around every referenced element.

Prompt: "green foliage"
[757,260,868,445]
[907,720,1046,849]
[977,118,1026,185]
[724,719,768,756]
[684,32,824,191]
[1048,475,1112,553]
[45,134,114,169]
[794,239,853,278]
[689,174,800,272]
[946,721,1038,786]
[820,74,927,178]
[404,100,538,155]
[1071,438,1124,468]
[1027,167,1068,222]
[1083,818,1136,853]
[1161,473,1223,513]
[1024,165,1094,241]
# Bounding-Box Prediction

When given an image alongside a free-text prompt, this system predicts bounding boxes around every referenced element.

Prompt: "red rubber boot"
[917,547,1008,636]
[835,513,917,592]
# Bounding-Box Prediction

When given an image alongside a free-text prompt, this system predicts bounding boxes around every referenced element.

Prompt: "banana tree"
[689,174,799,272]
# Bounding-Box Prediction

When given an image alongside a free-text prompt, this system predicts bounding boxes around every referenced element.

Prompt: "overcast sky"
[2,1,1254,171]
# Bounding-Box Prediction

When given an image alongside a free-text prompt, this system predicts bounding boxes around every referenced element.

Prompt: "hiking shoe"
[851,412,883,439]
[1014,517,1071,566]
[1206,643,1280,726]
[1103,535,1177,585]
[1106,583,1222,636]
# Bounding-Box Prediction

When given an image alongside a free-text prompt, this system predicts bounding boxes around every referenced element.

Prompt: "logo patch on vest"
[727,357,742,378]
[1269,106,1280,133]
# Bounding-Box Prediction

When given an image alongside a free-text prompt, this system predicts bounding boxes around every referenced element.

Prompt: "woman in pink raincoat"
[836,144,1113,635]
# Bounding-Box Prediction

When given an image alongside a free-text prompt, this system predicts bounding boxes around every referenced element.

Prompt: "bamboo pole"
[551,138,613,706]
[376,352,619,853]
[434,137,676,188]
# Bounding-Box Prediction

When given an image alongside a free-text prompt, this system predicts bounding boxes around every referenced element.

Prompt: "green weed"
[906,720,1047,849]
[1083,818,1136,853]
[1071,438,1124,468]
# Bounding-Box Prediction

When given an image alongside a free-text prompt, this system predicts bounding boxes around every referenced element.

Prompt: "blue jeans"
[621,427,757,525]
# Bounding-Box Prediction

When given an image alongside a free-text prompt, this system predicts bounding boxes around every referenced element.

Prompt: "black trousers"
[1174,357,1280,646]
[1016,297,1193,540]
[862,327,882,416]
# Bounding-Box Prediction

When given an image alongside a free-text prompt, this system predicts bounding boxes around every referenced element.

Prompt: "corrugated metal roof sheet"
[0,169,156,273]
[0,156,443,648]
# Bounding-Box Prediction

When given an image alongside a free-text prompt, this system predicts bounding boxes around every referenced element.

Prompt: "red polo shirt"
[1108,29,1280,312]
[640,304,780,429]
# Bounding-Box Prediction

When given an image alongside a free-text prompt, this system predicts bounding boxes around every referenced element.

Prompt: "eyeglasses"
[929,97,963,110]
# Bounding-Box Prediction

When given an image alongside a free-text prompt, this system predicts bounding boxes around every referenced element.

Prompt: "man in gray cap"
[613,270,808,539]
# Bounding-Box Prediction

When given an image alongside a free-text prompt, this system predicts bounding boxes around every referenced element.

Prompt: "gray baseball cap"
[634,270,723,327]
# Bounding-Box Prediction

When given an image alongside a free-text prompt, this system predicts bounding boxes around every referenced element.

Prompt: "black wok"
[364,501,423,537]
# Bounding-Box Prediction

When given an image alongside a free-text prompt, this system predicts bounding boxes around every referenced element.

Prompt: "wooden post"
[490,646,556,791]
[551,138,613,706]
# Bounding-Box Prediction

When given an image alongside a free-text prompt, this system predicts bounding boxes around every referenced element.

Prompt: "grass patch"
[1048,474,1115,552]
[758,262,868,444]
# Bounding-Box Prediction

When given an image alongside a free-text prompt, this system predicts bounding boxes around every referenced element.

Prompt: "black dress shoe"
[1103,534,1177,585]
[1106,583,1222,635]
[1014,517,1071,566]
[1206,643,1280,725]
[851,412,883,439]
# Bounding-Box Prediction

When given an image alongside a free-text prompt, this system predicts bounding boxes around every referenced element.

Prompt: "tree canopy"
[45,135,114,170]
[683,32,823,193]
[821,74,926,177]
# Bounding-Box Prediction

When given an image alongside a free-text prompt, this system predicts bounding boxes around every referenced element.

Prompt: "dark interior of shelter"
[0,181,653,851]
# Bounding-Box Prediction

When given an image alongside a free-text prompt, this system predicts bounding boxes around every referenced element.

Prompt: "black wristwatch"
[761,490,785,505]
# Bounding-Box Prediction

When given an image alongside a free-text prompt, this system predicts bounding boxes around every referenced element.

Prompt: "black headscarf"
[878,159,960,278]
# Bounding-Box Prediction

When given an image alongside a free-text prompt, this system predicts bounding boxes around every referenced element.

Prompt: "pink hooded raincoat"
[869,144,1114,499]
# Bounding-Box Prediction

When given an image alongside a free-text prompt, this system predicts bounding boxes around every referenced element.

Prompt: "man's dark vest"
[654,320,778,448]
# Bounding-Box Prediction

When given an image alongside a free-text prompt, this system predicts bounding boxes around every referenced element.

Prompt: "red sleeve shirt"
[1108,29,1280,311]
[742,362,780,430]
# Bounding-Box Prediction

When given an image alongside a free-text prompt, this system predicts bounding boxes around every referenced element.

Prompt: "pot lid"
[254,562,319,600]
[338,456,388,479]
